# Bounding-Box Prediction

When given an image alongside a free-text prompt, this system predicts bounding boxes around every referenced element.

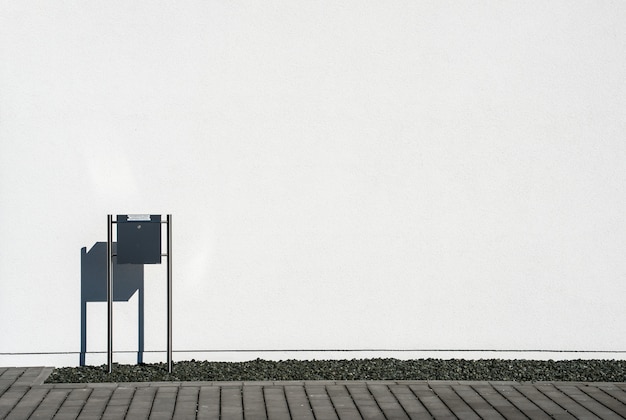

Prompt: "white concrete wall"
[1,1,625,367]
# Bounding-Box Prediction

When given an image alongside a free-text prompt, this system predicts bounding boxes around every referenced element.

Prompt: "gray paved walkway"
[1,367,626,419]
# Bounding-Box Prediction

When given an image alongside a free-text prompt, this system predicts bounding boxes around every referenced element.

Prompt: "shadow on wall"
[80,242,144,366]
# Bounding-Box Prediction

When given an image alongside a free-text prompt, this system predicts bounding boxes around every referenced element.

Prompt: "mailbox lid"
[116,214,162,264]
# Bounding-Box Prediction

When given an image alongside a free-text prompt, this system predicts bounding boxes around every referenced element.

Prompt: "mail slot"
[116,214,162,264]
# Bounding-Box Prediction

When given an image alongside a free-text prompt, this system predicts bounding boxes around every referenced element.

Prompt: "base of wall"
[2,349,626,368]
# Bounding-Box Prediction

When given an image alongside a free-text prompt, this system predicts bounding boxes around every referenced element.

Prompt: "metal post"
[167,214,173,373]
[106,214,113,373]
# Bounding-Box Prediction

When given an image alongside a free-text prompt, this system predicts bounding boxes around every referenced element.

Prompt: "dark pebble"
[45,358,626,383]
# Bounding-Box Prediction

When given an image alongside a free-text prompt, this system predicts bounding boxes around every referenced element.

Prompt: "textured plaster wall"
[1,1,625,366]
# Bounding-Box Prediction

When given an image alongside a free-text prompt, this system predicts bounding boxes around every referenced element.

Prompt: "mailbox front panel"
[116,214,162,264]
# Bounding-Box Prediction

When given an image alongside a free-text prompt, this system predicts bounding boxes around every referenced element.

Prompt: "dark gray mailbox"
[107,214,172,373]
[116,214,162,264]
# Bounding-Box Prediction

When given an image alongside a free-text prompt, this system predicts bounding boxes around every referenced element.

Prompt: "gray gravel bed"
[45,358,626,383]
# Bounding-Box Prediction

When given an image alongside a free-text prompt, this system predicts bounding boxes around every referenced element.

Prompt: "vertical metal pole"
[167,214,173,373]
[107,215,113,373]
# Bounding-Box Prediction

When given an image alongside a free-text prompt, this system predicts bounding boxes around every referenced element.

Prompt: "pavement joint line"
[556,383,622,419]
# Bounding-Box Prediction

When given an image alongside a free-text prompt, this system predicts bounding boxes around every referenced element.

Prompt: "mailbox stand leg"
[167,214,173,373]
[107,215,113,373]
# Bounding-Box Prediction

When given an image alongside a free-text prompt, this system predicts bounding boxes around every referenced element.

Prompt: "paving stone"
[304,381,338,386]
[5,387,49,420]
[0,368,25,383]
[125,386,157,420]
[243,381,275,386]
[197,386,220,420]
[181,381,214,387]
[149,386,178,420]
[597,383,626,405]
[0,380,13,395]
[284,385,314,420]
[513,383,575,419]
[555,384,623,420]
[492,383,554,419]
[272,381,306,386]
[326,385,362,420]
[0,387,30,419]
[12,367,40,385]
[242,385,267,420]
[470,383,530,420]
[148,381,183,387]
[345,384,386,420]
[214,381,244,387]
[173,386,199,420]
[106,386,135,406]
[534,383,601,419]
[408,383,456,419]
[126,402,155,418]
[388,384,432,419]
[76,388,113,419]
[451,384,506,420]
[429,383,481,420]
[29,388,70,420]
[101,404,130,420]
[576,384,626,418]
[54,388,93,419]
[305,385,339,420]
[49,383,91,389]
[368,383,410,420]
[30,409,61,419]
[220,386,243,420]
[263,386,291,420]
[100,387,133,419]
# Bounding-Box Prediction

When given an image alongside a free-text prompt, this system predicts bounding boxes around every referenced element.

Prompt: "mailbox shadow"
[80,242,144,366]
